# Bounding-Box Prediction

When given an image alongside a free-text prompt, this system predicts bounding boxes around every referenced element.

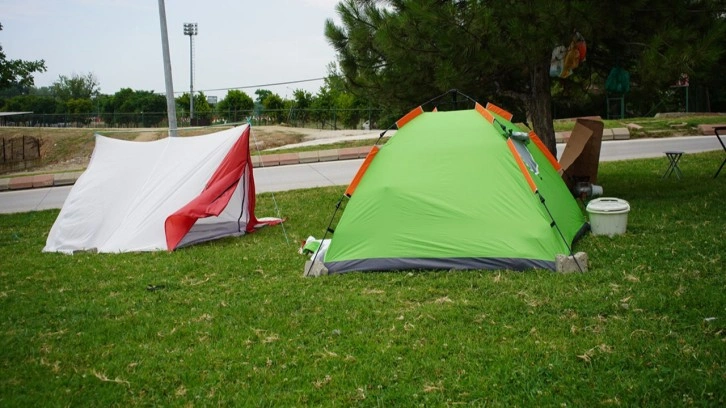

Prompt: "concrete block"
[339,146,369,160]
[304,260,329,277]
[8,176,34,190]
[298,151,319,163]
[612,127,630,140]
[601,129,614,141]
[0,178,9,191]
[556,252,589,273]
[556,131,570,143]
[54,171,83,186]
[277,153,300,166]
[359,146,374,157]
[554,115,603,123]
[698,124,726,135]
[260,154,280,167]
[32,175,54,188]
[317,149,339,162]
[251,154,262,168]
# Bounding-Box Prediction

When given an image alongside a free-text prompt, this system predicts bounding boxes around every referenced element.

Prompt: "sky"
[0,0,342,100]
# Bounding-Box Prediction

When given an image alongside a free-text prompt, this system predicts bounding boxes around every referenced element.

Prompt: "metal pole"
[189,33,194,122]
[157,0,178,136]
[184,23,197,124]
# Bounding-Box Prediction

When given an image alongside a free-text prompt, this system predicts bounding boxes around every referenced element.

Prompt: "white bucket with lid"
[586,197,630,236]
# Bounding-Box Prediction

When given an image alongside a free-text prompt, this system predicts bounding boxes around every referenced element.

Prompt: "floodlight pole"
[183,22,198,124]
[157,0,178,136]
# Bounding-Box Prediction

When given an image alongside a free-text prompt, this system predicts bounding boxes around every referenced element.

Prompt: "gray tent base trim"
[324,256,556,274]
[176,221,248,249]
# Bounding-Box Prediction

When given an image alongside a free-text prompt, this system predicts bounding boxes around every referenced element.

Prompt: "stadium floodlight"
[183,23,198,122]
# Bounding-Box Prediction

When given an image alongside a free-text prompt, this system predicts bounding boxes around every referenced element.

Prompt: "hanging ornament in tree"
[550,31,586,78]
[549,45,567,77]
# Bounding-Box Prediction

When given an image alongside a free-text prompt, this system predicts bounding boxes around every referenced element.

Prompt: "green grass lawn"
[1,152,725,406]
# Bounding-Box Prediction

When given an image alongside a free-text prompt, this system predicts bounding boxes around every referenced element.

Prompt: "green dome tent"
[320,100,588,273]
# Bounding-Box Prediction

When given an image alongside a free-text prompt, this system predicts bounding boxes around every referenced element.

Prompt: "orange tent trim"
[529,131,561,171]
[345,145,380,197]
[396,106,424,129]
[506,139,538,193]
[475,103,494,124]
[485,102,513,121]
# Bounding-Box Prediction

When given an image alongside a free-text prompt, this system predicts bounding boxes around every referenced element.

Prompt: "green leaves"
[50,73,99,101]
[0,22,47,90]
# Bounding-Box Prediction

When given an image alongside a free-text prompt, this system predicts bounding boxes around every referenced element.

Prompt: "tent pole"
[537,192,584,272]
[305,196,344,276]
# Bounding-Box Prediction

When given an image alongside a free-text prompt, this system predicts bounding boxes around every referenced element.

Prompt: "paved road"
[1,135,722,214]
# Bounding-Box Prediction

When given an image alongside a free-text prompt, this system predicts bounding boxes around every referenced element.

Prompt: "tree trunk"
[525,63,557,156]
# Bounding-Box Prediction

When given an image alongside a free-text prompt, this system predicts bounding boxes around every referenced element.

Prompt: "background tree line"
[0,71,378,130]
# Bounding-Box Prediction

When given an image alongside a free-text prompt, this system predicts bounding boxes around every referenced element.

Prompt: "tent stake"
[538,192,584,273]
[306,195,345,276]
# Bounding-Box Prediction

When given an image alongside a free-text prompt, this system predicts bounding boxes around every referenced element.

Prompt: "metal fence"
[0,108,385,131]
[0,136,41,173]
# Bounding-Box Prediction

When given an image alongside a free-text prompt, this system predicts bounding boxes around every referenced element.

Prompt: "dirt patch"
[250,126,307,150]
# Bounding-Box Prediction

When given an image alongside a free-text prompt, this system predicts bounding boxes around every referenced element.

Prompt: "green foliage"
[0,94,59,114]
[261,93,285,123]
[0,22,47,90]
[292,89,313,110]
[194,92,212,117]
[254,89,273,104]
[65,98,93,125]
[287,89,314,126]
[104,89,167,127]
[310,84,335,128]
[216,90,254,122]
[50,72,100,101]
[326,0,726,150]
[261,93,284,111]
[175,92,212,125]
[0,152,725,405]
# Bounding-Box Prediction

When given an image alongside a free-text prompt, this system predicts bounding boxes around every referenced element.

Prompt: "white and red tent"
[44,124,280,254]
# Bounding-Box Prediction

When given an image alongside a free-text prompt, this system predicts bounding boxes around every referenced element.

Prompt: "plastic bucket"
[586,197,630,236]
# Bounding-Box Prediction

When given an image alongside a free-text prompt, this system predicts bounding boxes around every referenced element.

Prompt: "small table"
[662,151,683,180]
[714,126,726,178]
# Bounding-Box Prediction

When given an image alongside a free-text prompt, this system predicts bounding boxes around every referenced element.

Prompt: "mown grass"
[1,151,725,406]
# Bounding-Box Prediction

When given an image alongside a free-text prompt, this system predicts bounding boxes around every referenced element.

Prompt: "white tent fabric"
[43,124,271,254]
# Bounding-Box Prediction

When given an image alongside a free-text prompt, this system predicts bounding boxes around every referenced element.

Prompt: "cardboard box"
[558,118,604,191]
